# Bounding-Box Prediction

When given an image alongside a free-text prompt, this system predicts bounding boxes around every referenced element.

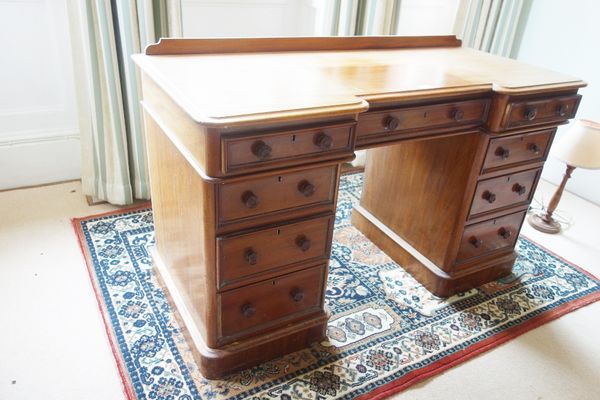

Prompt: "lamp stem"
[541,164,576,223]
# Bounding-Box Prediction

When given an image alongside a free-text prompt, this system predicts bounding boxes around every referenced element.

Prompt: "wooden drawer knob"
[251,140,272,160]
[495,146,510,160]
[295,235,311,251]
[498,227,512,239]
[298,180,315,197]
[512,183,526,195]
[482,190,496,203]
[290,288,304,302]
[524,107,537,121]
[451,108,464,121]
[383,116,400,131]
[244,248,257,265]
[528,143,541,154]
[241,303,256,318]
[314,133,333,150]
[556,103,568,117]
[469,236,483,248]
[241,191,259,208]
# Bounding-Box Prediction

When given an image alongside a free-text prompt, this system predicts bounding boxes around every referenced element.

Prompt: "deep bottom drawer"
[457,211,526,263]
[218,264,325,340]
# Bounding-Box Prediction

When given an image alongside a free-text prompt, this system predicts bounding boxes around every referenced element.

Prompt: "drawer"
[217,165,337,225]
[457,211,525,263]
[217,214,333,289]
[219,264,325,340]
[222,123,354,173]
[502,94,580,130]
[469,169,540,217]
[482,129,554,172]
[356,98,489,138]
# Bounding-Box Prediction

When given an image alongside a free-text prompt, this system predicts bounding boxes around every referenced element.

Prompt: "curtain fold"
[331,0,401,36]
[67,0,182,205]
[457,0,531,58]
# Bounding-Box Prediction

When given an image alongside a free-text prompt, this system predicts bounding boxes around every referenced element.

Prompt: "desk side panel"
[143,112,218,347]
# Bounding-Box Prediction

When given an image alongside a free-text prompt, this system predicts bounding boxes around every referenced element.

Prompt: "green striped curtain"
[67,0,182,205]
[330,0,401,36]
[457,0,532,58]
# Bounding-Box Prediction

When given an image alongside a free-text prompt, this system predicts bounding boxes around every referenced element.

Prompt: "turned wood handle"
[556,103,568,117]
[383,116,400,131]
[512,183,526,195]
[241,303,256,318]
[528,143,541,154]
[469,236,483,248]
[495,146,510,160]
[251,140,272,160]
[524,107,537,121]
[298,180,315,197]
[498,227,512,239]
[295,235,311,251]
[241,191,259,208]
[244,248,257,265]
[314,132,333,150]
[482,190,496,204]
[451,108,464,121]
[290,288,304,302]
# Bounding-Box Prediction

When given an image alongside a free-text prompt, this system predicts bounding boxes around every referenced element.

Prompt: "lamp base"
[527,213,561,234]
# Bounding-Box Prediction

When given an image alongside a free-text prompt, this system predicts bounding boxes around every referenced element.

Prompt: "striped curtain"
[330,0,401,36]
[456,0,532,58]
[67,1,182,205]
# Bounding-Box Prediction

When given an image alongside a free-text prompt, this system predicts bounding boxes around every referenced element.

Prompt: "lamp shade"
[552,119,600,169]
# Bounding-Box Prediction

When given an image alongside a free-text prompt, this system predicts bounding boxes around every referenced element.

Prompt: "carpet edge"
[71,218,138,400]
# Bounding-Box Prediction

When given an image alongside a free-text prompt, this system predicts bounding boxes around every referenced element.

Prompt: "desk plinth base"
[352,205,515,297]
[151,248,328,379]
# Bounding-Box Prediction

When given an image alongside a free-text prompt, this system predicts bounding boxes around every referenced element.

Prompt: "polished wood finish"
[222,122,355,174]
[482,128,554,173]
[217,214,333,290]
[134,36,584,378]
[457,211,526,263]
[469,168,540,218]
[219,264,326,343]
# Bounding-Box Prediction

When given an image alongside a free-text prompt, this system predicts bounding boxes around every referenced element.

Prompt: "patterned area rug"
[73,173,600,400]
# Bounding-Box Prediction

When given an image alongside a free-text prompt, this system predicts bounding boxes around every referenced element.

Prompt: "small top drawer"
[222,123,355,173]
[482,129,554,172]
[217,165,337,225]
[501,94,580,130]
[218,264,325,341]
[356,98,489,139]
[216,214,333,289]
[469,169,540,218]
[457,211,525,263]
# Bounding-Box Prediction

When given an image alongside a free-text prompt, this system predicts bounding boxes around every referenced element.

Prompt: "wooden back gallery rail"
[133,36,585,378]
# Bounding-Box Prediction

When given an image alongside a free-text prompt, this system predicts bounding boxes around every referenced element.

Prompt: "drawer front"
[219,265,325,339]
[223,123,354,173]
[503,95,580,129]
[218,165,337,224]
[457,211,525,263]
[470,169,540,217]
[217,214,333,289]
[483,129,554,172]
[356,99,489,138]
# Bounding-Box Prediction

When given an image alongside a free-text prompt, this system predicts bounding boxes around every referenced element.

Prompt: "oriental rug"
[73,172,600,400]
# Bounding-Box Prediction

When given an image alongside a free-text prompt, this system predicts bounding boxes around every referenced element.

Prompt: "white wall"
[0,0,80,190]
[182,0,320,37]
[516,0,600,205]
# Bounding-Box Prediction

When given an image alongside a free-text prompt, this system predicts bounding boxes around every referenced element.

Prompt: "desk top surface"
[133,36,585,127]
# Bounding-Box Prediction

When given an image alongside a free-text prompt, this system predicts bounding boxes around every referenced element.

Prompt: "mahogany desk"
[133,36,585,378]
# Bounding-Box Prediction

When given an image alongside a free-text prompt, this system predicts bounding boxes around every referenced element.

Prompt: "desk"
[133,36,585,378]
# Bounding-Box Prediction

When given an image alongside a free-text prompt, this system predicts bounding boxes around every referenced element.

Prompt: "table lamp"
[528,119,600,233]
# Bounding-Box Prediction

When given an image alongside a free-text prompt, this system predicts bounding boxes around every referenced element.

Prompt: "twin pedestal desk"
[133,36,585,378]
